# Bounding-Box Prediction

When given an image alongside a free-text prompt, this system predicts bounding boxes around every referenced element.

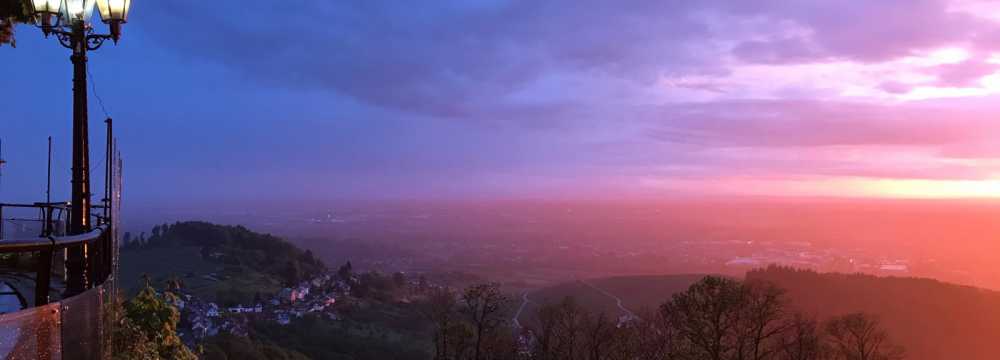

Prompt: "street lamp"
[25,0,133,297]
[28,0,60,33]
[95,0,129,42]
[60,0,95,23]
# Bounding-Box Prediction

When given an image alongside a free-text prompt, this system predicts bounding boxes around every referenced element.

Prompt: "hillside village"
[174,273,338,342]
[165,265,439,349]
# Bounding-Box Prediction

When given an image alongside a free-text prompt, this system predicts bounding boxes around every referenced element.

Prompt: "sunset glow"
[8,0,1000,203]
[9,2,1000,358]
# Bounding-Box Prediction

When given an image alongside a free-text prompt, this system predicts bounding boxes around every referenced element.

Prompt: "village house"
[275,311,291,325]
[206,303,220,318]
[227,304,263,314]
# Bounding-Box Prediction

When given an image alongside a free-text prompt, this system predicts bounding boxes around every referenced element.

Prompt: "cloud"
[878,81,915,94]
[726,0,992,64]
[120,0,1000,198]
[139,1,728,118]
[615,97,1000,181]
[642,99,995,148]
[731,38,827,65]
[138,1,1000,117]
[929,58,1000,87]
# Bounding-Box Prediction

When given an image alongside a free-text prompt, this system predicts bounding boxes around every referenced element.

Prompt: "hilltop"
[119,221,432,359]
[120,221,326,305]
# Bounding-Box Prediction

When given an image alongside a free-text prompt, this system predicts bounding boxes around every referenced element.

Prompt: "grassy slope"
[519,274,703,328]
[530,281,620,314]
[590,274,705,311]
[119,247,219,294]
[120,247,283,304]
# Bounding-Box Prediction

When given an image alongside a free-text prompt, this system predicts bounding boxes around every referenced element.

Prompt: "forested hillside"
[120,222,432,359]
[121,222,326,305]
[749,266,1000,360]
[526,267,1000,360]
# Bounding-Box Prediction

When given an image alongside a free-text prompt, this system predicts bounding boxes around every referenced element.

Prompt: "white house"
[226,304,264,314]
[206,303,220,318]
[276,312,290,325]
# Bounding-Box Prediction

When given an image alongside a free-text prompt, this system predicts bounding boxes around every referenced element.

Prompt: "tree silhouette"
[427,276,906,360]
[661,276,745,360]
[778,314,823,360]
[424,287,467,360]
[533,297,587,360]
[824,313,904,360]
[461,282,510,360]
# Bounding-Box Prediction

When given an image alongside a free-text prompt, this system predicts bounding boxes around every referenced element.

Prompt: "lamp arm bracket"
[54,30,73,49]
[85,34,111,51]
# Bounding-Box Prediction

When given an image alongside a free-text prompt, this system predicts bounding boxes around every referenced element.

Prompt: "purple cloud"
[930,59,1000,87]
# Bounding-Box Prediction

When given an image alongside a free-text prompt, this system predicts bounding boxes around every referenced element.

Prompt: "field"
[119,246,282,303]
[119,246,219,294]
[515,274,705,328]
[589,274,706,311]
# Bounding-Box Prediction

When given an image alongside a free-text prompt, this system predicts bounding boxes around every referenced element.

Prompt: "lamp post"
[27,0,131,297]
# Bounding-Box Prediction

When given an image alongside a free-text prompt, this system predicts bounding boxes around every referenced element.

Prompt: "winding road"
[512,290,533,328]
[513,280,639,329]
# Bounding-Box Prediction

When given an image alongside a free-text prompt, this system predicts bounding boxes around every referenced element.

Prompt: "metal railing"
[0,203,118,360]
[0,203,116,305]
[0,116,122,359]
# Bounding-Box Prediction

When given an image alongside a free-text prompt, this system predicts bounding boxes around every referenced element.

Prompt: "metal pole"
[47,136,52,205]
[103,120,113,281]
[45,137,52,236]
[0,139,4,241]
[65,21,91,297]
[104,118,111,222]
[35,247,53,305]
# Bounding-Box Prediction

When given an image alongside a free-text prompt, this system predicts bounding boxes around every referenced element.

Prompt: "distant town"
[129,200,988,291]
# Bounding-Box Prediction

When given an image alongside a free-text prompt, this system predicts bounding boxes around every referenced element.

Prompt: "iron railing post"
[35,241,54,306]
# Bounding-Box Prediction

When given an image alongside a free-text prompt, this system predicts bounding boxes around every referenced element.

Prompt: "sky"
[6,0,1000,210]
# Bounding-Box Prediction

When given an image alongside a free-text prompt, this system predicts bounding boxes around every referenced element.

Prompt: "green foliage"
[0,0,30,22]
[0,0,31,47]
[352,271,404,301]
[113,282,196,360]
[201,334,310,360]
[119,246,219,298]
[337,261,353,281]
[111,314,160,360]
[244,315,428,360]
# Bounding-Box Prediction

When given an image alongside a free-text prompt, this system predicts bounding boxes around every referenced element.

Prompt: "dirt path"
[513,290,533,328]
[581,280,636,318]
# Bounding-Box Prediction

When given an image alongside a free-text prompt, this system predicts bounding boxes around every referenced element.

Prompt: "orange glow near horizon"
[853,178,1000,199]
[641,177,1000,199]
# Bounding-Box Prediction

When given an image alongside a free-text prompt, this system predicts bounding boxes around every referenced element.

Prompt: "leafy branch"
[1,0,32,47]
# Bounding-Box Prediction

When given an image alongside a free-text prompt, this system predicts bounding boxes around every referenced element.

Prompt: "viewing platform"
[0,201,119,360]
